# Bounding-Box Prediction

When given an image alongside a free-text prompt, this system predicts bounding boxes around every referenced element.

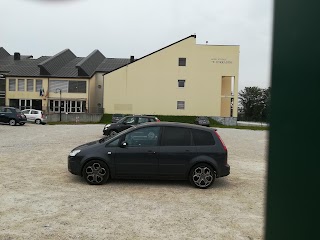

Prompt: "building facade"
[0,47,129,114]
[1,35,240,122]
[103,35,240,119]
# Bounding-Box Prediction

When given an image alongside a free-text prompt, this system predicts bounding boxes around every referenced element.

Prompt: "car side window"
[138,117,148,124]
[161,127,192,146]
[31,110,38,114]
[149,118,156,122]
[106,138,120,147]
[123,117,135,124]
[192,129,215,145]
[124,127,160,147]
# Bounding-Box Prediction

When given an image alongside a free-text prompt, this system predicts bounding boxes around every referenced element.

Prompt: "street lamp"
[55,88,62,122]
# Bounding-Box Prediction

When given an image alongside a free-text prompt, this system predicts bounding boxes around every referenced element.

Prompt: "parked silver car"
[21,109,47,124]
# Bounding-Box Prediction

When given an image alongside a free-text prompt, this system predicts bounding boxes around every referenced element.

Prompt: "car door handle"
[108,152,112,155]
[147,151,156,154]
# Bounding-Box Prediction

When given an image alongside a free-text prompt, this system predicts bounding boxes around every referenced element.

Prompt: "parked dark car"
[103,115,160,136]
[69,122,230,189]
[0,106,27,126]
[194,116,210,127]
[111,113,126,123]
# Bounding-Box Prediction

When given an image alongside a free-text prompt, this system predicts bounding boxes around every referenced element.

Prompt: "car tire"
[82,160,110,185]
[35,119,41,124]
[189,163,216,189]
[9,119,16,126]
[109,130,118,137]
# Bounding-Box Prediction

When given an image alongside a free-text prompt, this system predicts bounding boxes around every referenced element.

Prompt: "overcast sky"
[0,0,273,91]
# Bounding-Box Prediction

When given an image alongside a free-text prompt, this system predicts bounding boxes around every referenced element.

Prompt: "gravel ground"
[0,123,268,240]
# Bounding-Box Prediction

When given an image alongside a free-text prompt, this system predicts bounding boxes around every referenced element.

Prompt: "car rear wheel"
[9,119,16,126]
[82,160,109,185]
[189,163,216,189]
[35,119,41,124]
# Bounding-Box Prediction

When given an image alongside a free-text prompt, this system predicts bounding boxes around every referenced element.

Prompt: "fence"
[46,113,103,123]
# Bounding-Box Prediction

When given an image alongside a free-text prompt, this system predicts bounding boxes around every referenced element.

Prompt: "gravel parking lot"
[0,123,268,240]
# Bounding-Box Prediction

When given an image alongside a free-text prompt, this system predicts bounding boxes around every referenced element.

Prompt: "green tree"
[238,86,271,122]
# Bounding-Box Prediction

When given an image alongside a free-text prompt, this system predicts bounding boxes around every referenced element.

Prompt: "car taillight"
[214,130,227,151]
[156,118,160,122]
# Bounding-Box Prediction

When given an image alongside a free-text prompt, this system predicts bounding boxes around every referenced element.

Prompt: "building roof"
[103,34,197,75]
[0,47,129,78]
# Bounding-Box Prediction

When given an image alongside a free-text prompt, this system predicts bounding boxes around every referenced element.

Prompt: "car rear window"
[161,127,192,146]
[192,129,215,145]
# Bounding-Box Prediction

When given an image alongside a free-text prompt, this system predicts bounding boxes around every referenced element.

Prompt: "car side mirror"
[120,141,128,148]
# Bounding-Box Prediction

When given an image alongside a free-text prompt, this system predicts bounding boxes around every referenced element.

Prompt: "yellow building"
[103,35,239,122]
[1,35,240,124]
[0,47,129,114]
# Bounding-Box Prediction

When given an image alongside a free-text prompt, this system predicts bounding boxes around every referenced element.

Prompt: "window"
[68,81,86,93]
[36,79,43,92]
[122,117,135,124]
[177,101,185,110]
[178,80,185,88]
[9,79,16,91]
[49,80,67,92]
[178,58,186,66]
[124,127,160,147]
[138,117,149,124]
[192,129,215,145]
[107,138,120,147]
[161,127,192,146]
[18,79,25,91]
[27,79,34,92]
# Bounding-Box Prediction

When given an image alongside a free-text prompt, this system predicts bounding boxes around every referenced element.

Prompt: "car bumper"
[219,164,230,177]
[68,156,82,176]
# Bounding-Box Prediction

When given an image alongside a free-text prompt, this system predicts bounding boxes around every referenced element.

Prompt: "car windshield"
[113,114,124,117]
[15,109,22,113]
[198,117,208,120]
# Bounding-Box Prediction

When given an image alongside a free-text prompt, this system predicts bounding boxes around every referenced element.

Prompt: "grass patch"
[98,114,268,130]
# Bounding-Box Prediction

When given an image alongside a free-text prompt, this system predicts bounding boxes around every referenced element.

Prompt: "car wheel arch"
[188,158,218,177]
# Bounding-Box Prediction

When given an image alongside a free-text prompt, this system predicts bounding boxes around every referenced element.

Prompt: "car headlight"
[104,124,111,130]
[69,149,81,157]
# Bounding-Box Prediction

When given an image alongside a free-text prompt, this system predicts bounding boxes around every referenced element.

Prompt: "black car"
[0,106,27,126]
[194,116,210,127]
[69,122,230,189]
[111,113,126,123]
[103,115,160,136]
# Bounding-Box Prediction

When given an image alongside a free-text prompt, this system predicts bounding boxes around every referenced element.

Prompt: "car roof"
[125,115,157,118]
[132,121,215,131]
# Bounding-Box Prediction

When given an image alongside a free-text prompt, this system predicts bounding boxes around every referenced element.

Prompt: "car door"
[119,116,136,132]
[157,126,198,179]
[30,110,39,121]
[114,126,160,178]
[0,107,6,123]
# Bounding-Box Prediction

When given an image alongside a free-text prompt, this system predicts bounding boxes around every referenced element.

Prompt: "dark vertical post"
[265,0,320,239]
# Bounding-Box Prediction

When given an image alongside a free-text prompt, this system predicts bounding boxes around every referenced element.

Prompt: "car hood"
[71,139,101,152]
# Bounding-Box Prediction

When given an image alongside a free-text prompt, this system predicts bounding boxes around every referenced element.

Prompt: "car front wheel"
[82,160,109,185]
[35,119,41,124]
[109,130,118,137]
[189,163,216,189]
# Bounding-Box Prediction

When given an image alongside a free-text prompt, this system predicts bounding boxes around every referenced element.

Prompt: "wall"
[46,113,102,122]
[103,36,239,117]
